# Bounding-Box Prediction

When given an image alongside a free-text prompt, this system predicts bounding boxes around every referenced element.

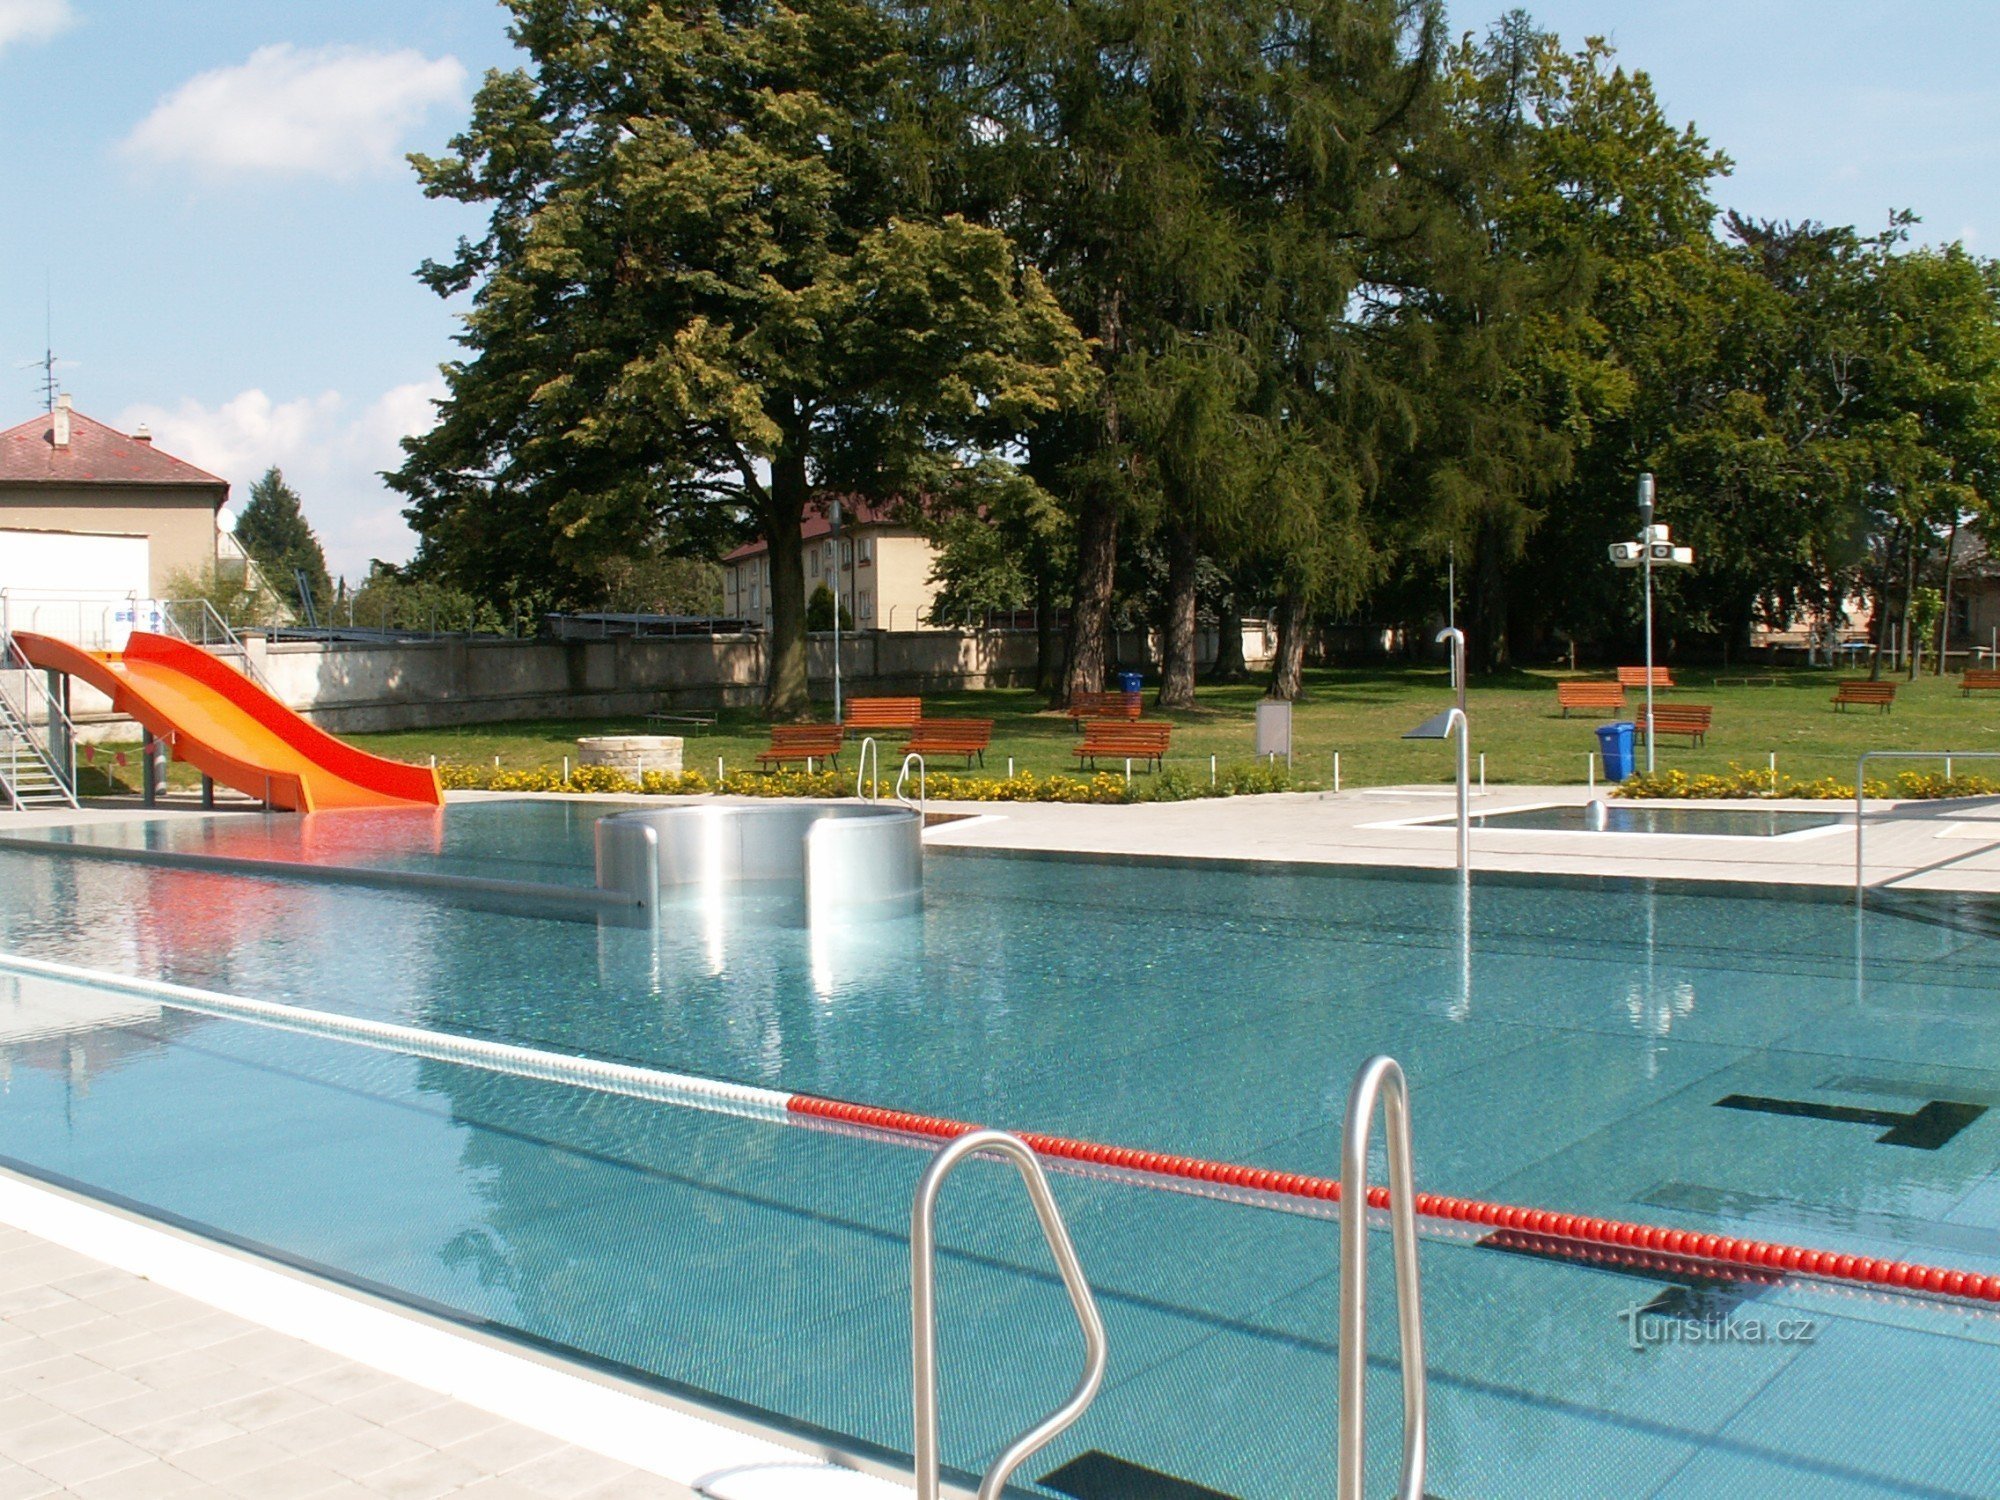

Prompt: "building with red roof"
[720,495,948,632]
[0,396,235,598]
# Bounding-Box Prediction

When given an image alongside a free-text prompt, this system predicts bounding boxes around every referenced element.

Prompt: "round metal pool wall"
[594,802,923,923]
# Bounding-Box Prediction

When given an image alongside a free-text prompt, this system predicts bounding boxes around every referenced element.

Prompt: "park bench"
[1833,680,1897,714]
[755,723,844,770]
[1074,720,1172,772]
[1067,689,1144,728]
[902,718,993,768]
[1962,670,2000,697]
[846,696,923,730]
[1636,704,1713,747]
[1556,681,1626,717]
[1617,666,1676,690]
[646,709,718,734]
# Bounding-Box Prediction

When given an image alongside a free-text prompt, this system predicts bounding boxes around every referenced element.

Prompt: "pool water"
[1454,804,1845,837]
[2,801,1999,1497]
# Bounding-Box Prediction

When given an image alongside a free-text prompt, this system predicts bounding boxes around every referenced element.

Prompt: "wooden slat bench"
[1074,720,1172,772]
[1556,681,1626,717]
[1617,666,1676,690]
[1962,670,2000,697]
[755,723,844,769]
[1637,704,1713,746]
[1066,690,1144,728]
[845,696,923,730]
[1833,680,1896,713]
[902,718,993,768]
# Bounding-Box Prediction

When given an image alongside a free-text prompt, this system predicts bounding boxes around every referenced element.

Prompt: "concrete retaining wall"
[240,629,1045,733]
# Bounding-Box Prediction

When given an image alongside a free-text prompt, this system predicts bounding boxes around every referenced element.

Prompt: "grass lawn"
[79,664,2000,796]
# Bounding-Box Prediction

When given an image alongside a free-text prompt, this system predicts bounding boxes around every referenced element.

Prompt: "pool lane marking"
[0,953,792,1125]
[1715,1093,1987,1150]
[7,949,2000,1311]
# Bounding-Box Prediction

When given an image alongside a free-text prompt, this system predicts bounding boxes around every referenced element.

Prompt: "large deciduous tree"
[392,0,1093,716]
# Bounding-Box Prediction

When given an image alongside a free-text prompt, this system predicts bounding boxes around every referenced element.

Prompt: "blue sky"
[1,1,1995,580]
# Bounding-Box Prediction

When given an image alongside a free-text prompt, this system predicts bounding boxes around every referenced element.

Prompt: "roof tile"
[0,408,228,490]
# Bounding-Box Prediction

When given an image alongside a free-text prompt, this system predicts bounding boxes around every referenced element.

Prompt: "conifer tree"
[234,467,333,621]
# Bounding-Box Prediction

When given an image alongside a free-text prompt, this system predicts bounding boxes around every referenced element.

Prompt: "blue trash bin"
[1596,721,1636,781]
[1116,670,1144,694]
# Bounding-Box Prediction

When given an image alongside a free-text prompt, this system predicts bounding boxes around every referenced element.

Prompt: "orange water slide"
[12,631,442,813]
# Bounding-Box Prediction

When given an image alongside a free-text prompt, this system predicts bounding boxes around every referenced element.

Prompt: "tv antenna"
[19,283,70,409]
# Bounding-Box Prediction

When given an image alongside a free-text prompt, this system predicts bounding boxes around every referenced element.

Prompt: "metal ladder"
[909,1060,1426,1499]
[1339,1056,1428,1500]
[0,645,79,811]
[911,1130,1108,1500]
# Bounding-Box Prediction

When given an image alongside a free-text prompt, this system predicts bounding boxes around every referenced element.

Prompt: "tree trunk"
[1937,511,1961,675]
[764,445,812,719]
[1267,588,1306,701]
[1470,515,1510,673]
[1211,589,1247,682]
[1156,514,1198,709]
[1867,529,1896,681]
[1032,551,1060,697]
[1061,498,1118,707]
[1904,532,1921,682]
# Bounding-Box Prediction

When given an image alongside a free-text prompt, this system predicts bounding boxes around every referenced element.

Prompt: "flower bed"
[435,759,1299,805]
[1615,764,2000,802]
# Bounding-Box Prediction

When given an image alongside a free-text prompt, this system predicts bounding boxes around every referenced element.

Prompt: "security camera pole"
[1639,474,1656,773]
[1609,474,1695,774]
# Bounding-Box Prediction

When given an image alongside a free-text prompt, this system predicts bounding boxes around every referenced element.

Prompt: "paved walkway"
[0,1222,694,1500]
[923,783,2000,891]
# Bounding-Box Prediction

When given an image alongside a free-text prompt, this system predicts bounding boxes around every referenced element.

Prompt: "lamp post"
[830,499,843,725]
[1609,473,1694,774]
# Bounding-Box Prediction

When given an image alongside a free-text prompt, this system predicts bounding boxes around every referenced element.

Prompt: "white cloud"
[120,43,465,179]
[120,381,444,582]
[0,0,72,54]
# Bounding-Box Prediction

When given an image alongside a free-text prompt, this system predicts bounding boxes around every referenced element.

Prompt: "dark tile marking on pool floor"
[1637,1179,2000,1259]
[1715,1093,1986,1149]
[1038,1452,1448,1500]
[1039,1451,1242,1500]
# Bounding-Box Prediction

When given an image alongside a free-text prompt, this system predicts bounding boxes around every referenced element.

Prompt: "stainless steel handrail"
[1338,1056,1426,1500]
[912,1129,1108,1500]
[855,736,881,802]
[1854,749,2000,902]
[162,598,275,694]
[896,751,927,819]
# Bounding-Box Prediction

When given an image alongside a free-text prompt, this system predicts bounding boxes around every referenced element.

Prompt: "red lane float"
[787,1093,2000,1307]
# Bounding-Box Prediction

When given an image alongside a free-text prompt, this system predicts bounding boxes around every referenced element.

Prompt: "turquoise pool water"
[1460,804,1845,837]
[2,801,2000,1496]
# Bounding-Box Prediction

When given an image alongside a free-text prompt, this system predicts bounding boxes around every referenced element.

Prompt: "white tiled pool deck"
[7,784,2000,1495]
[0,1219,695,1500]
[922,783,2000,892]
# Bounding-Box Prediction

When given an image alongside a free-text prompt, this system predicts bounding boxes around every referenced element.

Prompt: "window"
[824,540,836,565]
[859,537,874,565]
[750,578,761,611]
[809,551,819,578]
[858,591,872,620]
[841,539,853,566]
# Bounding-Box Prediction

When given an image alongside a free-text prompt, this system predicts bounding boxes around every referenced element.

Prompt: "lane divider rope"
[0,954,791,1124]
[6,952,1996,1307]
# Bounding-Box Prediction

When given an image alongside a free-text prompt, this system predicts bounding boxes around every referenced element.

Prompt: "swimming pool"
[1403,803,1847,838]
[3,800,2000,1497]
